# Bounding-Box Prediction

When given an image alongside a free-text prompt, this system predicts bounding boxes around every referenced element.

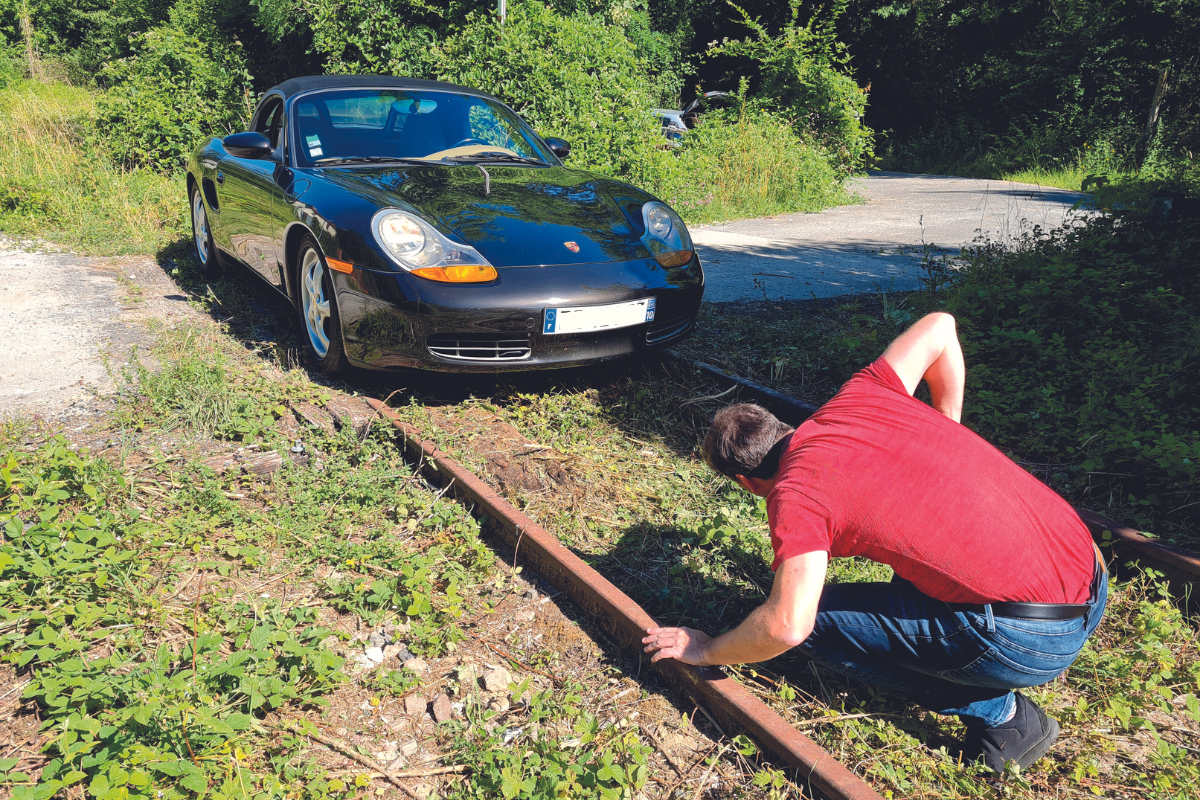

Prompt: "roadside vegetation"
[0,79,183,255]
[0,305,796,800]
[835,0,1199,193]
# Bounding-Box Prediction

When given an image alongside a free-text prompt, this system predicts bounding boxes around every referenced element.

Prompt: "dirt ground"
[0,254,787,798]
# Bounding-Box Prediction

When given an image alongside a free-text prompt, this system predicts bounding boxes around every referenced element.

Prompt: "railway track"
[331,356,1197,800]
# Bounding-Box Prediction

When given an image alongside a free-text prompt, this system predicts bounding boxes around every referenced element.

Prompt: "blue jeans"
[798,560,1107,728]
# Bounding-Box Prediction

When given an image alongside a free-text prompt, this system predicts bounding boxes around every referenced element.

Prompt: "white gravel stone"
[483,666,513,693]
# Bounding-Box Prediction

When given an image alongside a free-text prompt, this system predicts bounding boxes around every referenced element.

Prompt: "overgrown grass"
[653,106,850,223]
[0,291,794,799]
[881,119,1200,196]
[0,79,185,255]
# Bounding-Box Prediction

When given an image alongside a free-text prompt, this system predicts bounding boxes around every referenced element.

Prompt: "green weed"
[0,80,185,255]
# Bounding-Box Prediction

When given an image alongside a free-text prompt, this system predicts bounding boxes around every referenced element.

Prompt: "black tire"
[189,183,222,279]
[295,236,349,374]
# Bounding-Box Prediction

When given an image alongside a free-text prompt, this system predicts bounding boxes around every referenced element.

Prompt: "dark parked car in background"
[188,74,704,375]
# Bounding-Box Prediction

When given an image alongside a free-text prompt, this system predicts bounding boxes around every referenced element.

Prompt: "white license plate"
[543,297,656,335]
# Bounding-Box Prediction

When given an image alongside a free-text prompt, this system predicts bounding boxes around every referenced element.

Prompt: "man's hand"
[642,626,712,665]
[640,551,828,667]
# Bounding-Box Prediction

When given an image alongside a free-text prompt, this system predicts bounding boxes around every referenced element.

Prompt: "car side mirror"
[544,137,570,161]
[224,131,273,159]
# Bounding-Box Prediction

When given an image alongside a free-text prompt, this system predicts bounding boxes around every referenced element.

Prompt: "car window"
[291,89,555,167]
[255,98,285,149]
[467,103,528,152]
[324,95,392,129]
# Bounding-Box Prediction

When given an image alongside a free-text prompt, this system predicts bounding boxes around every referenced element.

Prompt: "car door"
[217,96,288,287]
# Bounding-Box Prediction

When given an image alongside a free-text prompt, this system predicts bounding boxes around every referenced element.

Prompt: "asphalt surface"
[693,170,1087,302]
[0,241,197,420]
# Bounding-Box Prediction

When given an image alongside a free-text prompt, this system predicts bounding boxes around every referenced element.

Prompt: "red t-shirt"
[767,357,1095,604]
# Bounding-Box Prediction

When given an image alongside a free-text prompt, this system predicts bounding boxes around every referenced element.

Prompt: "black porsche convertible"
[187,74,704,374]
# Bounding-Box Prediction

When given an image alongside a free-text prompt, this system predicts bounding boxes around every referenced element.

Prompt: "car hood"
[321,164,651,268]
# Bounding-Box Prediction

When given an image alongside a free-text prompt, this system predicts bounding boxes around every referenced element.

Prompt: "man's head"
[702,404,794,494]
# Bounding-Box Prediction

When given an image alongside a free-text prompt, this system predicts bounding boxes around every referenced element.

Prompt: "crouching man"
[643,312,1106,775]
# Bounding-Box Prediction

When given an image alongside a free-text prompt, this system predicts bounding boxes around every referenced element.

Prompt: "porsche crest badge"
[564,241,580,252]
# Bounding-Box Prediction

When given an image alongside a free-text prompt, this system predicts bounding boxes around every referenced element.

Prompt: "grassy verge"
[880,125,1199,197]
[0,79,185,256]
[0,272,797,798]
[387,352,1200,799]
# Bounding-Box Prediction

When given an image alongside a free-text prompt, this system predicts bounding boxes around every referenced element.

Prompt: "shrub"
[93,24,252,170]
[945,210,1200,542]
[652,96,844,222]
[435,0,670,185]
[710,0,873,176]
[303,0,442,78]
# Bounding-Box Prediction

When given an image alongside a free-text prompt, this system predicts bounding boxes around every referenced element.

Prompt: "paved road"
[693,171,1087,302]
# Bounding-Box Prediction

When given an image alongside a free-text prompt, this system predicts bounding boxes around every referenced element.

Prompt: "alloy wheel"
[192,191,210,264]
[300,247,331,358]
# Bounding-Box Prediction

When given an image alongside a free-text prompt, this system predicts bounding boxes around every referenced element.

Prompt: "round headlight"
[378,214,426,258]
[372,208,492,276]
[646,204,673,239]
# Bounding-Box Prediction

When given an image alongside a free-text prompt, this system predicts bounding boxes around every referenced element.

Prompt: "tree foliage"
[93,22,253,169]
[836,0,1200,174]
[709,0,872,175]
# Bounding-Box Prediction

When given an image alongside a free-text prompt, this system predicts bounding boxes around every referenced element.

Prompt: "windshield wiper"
[314,156,444,166]
[445,152,549,166]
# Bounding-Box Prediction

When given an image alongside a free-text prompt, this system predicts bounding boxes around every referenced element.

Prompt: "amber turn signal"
[326,257,355,274]
[411,264,499,283]
[654,250,694,268]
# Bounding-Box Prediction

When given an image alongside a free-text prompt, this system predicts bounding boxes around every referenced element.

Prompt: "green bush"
[653,97,844,222]
[93,24,251,170]
[710,0,873,176]
[945,210,1200,543]
[435,0,669,185]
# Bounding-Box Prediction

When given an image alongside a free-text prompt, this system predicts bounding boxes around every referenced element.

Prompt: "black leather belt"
[970,556,1103,620]
[984,601,1089,620]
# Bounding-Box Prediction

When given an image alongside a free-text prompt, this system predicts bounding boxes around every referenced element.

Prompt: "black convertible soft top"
[272,74,494,101]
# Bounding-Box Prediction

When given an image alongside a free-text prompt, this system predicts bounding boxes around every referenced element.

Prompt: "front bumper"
[336,255,704,372]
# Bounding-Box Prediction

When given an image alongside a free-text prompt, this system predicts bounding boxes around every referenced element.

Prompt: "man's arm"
[642,550,828,666]
[882,312,965,422]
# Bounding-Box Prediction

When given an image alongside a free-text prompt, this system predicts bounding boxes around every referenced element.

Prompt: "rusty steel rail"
[665,351,819,425]
[365,397,884,800]
[1076,508,1198,606]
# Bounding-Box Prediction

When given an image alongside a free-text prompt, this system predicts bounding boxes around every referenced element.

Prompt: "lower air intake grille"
[646,315,694,345]
[427,333,532,362]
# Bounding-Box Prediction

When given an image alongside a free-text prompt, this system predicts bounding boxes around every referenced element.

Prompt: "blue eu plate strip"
[543,308,558,334]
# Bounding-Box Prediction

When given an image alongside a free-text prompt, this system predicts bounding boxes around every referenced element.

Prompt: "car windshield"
[291,88,555,167]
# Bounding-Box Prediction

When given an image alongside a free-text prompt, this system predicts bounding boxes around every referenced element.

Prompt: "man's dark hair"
[702,404,795,480]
